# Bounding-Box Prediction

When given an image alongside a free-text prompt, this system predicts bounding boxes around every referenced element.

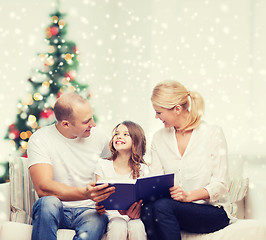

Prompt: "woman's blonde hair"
[151,80,205,132]
[109,121,147,179]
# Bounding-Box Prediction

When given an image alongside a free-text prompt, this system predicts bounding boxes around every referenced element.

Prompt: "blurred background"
[0,0,266,167]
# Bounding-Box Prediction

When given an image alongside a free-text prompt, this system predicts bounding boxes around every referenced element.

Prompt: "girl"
[95,121,149,240]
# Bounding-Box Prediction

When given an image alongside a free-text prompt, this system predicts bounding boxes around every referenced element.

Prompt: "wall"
[0,0,265,162]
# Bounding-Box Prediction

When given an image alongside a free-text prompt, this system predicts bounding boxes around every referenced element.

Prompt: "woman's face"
[153,104,178,128]
[112,124,133,152]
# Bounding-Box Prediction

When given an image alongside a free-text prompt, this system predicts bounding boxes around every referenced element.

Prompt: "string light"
[48,45,55,53]
[62,78,69,85]
[20,141,28,150]
[64,53,72,61]
[34,92,43,101]
[42,81,50,88]
[45,57,55,66]
[59,19,66,28]
[51,16,58,23]
[28,115,36,124]
[26,130,32,138]
[20,131,28,140]
[20,112,27,119]
[31,122,38,129]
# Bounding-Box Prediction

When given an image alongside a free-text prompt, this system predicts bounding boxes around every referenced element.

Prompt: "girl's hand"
[118,200,142,219]
[170,185,190,202]
[95,203,106,215]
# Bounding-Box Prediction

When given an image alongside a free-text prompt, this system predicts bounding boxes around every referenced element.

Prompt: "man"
[27,92,115,240]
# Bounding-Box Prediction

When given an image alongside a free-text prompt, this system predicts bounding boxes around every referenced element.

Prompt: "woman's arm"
[170,186,209,202]
[204,126,229,202]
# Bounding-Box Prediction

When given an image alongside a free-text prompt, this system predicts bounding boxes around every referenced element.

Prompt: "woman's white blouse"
[150,121,230,207]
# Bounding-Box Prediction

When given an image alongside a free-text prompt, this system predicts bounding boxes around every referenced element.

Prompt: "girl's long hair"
[109,121,147,179]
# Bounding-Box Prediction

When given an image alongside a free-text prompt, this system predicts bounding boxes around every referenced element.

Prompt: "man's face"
[68,101,96,138]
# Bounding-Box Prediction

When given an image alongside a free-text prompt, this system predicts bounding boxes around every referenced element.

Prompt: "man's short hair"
[54,92,87,124]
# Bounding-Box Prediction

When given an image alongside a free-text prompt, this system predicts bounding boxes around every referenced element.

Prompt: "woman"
[141,80,234,240]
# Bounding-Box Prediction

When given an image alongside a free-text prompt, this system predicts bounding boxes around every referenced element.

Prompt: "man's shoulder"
[29,124,56,141]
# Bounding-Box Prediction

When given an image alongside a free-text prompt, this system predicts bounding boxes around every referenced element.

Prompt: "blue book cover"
[97,173,174,210]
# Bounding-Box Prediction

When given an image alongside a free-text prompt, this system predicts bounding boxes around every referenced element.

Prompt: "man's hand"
[118,200,142,219]
[85,182,115,202]
[95,203,106,215]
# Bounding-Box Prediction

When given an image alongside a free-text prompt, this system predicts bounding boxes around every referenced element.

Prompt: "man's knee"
[33,196,63,217]
[74,211,109,240]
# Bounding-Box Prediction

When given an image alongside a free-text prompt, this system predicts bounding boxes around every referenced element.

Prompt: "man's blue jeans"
[141,198,230,240]
[31,196,108,240]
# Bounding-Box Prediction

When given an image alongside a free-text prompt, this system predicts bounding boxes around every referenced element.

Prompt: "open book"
[96,173,174,210]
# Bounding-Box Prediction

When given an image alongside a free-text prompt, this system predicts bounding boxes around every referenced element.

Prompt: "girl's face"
[113,124,133,152]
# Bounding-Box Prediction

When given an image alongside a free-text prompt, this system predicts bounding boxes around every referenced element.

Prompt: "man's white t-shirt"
[27,124,110,208]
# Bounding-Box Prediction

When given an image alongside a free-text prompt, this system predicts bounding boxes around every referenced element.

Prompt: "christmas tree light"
[4,5,92,164]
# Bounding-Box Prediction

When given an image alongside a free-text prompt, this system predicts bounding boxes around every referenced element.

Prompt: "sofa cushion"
[228,178,249,203]
[9,157,37,224]
[228,178,249,218]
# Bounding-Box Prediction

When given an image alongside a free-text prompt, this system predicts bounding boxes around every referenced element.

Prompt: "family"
[27,80,233,240]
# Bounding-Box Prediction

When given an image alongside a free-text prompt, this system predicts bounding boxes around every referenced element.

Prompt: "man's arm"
[29,163,115,202]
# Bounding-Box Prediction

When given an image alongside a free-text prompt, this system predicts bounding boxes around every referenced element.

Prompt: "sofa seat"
[0,221,75,240]
[1,219,266,240]
[1,156,266,240]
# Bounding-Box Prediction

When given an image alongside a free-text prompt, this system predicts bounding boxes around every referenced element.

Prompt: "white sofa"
[0,156,266,240]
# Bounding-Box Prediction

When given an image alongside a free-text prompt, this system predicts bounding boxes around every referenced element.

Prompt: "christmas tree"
[4,8,90,161]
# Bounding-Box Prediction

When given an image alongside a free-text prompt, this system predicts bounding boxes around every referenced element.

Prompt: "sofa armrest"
[0,182,10,223]
[245,180,266,222]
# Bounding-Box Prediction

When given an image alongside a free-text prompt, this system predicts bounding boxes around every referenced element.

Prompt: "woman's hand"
[118,200,142,219]
[170,185,190,202]
[95,203,106,215]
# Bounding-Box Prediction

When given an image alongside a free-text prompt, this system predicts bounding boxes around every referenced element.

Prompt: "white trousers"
[105,216,147,240]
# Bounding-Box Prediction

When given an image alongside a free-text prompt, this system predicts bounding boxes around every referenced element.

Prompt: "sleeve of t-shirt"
[150,134,165,175]
[27,130,52,168]
[94,159,105,179]
[140,163,151,177]
[98,129,111,159]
